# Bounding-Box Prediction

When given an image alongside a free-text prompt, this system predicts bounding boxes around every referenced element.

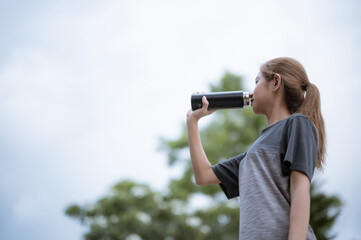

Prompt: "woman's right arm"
[187,96,220,185]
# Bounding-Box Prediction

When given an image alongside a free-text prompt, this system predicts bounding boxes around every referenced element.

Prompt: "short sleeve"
[211,152,246,199]
[280,114,318,181]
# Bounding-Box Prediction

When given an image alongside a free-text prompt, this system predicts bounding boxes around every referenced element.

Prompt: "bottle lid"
[243,92,251,107]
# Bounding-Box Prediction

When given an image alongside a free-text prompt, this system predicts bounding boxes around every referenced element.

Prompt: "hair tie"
[303,82,310,91]
[302,82,310,98]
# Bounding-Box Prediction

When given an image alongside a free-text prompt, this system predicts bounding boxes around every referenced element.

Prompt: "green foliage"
[65,181,205,240]
[65,72,342,240]
[310,183,343,240]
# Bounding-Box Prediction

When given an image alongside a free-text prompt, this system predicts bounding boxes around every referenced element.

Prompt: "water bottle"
[191,91,251,110]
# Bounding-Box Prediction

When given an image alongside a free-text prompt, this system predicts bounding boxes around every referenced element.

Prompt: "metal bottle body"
[191,91,251,111]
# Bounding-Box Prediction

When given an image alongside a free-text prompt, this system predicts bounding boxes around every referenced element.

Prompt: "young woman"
[186,57,325,239]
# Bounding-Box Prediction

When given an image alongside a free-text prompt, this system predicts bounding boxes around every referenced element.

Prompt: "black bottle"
[191,91,251,111]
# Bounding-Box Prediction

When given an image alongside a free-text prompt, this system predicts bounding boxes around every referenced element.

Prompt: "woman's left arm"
[288,170,311,240]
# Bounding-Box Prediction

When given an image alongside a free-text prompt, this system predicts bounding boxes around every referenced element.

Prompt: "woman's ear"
[272,74,282,92]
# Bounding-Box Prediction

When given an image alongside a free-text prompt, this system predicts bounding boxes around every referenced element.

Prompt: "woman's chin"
[251,106,258,114]
[252,107,263,115]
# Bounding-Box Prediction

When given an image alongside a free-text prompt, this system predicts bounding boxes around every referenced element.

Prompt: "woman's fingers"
[187,92,216,122]
[201,96,216,116]
[202,96,209,110]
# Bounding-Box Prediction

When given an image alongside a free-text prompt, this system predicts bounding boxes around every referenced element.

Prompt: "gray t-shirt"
[212,113,317,239]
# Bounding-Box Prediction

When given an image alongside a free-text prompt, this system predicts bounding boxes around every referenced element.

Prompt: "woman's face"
[251,72,273,115]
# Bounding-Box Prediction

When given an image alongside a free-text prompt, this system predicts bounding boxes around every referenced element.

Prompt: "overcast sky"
[0,0,360,239]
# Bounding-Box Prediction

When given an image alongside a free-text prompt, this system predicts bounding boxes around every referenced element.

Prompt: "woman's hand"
[187,95,216,123]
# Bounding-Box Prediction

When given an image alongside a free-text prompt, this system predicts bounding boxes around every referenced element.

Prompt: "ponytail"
[261,57,326,169]
[299,82,326,169]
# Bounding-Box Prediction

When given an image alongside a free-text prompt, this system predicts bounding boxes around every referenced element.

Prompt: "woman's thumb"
[202,96,209,109]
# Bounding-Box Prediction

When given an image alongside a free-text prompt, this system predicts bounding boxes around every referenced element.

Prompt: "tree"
[310,182,342,240]
[65,181,207,240]
[65,72,342,239]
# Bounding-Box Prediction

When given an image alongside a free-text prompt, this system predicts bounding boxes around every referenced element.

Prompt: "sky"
[0,0,360,239]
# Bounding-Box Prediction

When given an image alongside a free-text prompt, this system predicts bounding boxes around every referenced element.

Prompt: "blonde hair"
[260,57,326,169]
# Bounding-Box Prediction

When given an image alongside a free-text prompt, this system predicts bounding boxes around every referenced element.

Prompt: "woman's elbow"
[195,177,207,185]
[195,175,218,185]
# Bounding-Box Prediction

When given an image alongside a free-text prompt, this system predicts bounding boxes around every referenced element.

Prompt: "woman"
[186,57,325,239]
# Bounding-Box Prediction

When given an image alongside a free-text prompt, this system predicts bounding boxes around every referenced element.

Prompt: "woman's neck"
[263,88,291,126]
[266,104,291,126]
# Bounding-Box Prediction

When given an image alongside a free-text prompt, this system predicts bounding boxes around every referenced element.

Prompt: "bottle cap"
[243,92,251,107]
